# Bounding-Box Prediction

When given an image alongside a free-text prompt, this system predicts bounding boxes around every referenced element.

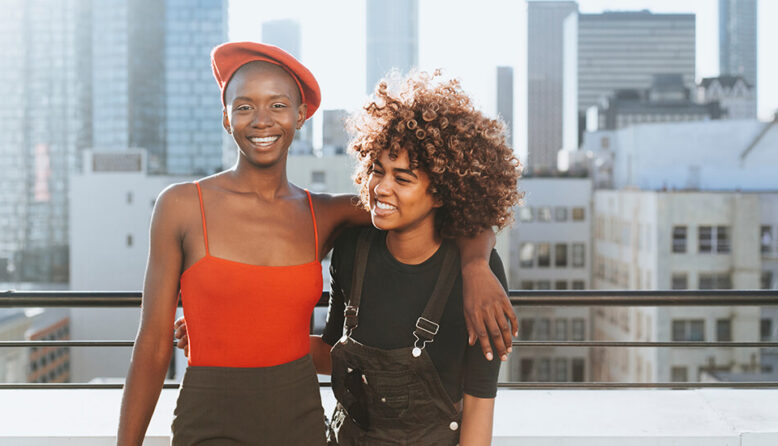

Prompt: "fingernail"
[514,331,519,337]
[486,352,493,361]
[501,355,508,361]
[507,347,513,353]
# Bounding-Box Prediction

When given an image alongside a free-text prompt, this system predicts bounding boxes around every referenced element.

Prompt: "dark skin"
[119,61,516,445]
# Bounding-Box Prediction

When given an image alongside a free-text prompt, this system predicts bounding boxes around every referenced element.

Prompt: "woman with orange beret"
[116,42,517,445]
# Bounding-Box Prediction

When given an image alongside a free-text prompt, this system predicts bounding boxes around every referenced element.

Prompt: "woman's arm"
[456,229,518,361]
[459,394,496,446]
[309,335,332,375]
[117,186,187,445]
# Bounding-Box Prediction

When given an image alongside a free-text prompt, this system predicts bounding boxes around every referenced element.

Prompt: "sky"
[229,0,777,155]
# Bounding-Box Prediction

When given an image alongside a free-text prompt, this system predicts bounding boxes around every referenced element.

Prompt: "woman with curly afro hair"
[310,71,522,446]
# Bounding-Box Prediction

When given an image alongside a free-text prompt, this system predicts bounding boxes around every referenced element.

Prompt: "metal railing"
[1,289,777,390]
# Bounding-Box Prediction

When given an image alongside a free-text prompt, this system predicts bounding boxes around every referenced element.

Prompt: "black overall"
[327,230,463,446]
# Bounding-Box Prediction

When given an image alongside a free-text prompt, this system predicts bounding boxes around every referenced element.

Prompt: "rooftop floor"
[1,388,777,445]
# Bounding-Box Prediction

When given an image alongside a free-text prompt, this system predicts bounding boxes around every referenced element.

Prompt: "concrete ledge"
[0,388,776,445]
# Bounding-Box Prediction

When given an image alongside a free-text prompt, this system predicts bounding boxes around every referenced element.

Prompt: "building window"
[572,243,585,267]
[126,234,133,247]
[538,207,552,222]
[537,243,550,267]
[126,191,133,204]
[699,273,732,290]
[554,280,568,290]
[572,207,585,221]
[555,244,568,267]
[520,359,534,381]
[672,226,687,253]
[536,319,550,340]
[671,273,688,290]
[572,319,585,341]
[571,280,585,290]
[536,280,551,290]
[519,206,533,222]
[554,358,568,381]
[571,358,585,382]
[555,207,568,222]
[699,226,730,253]
[553,319,568,340]
[538,358,551,382]
[761,226,773,254]
[716,319,732,342]
[519,243,534,268]
[671,366,688,382]
[520,319,534,340]
[762,319,774,342]
[311,170,325,184]
[520,281,534,290]
[672,320,704,341]
[762,271,774,290]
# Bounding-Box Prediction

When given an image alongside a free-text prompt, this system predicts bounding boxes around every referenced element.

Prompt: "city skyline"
[230,0,778,159]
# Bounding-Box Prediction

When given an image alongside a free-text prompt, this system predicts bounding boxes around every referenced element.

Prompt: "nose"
[373,175,391,197]
[251,109,273,128]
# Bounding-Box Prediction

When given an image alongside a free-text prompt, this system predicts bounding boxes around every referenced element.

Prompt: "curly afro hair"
[349,70,522,238]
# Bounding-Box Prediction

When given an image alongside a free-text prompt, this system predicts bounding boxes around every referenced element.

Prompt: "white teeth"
[250,136,279,145]
[376,201,396,210]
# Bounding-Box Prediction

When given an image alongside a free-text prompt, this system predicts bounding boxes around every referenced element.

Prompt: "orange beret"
[211,41,321,120]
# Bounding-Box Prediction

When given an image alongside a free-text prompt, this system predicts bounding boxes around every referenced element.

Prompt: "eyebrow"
[231,93,293,103]
[374,160,418,178]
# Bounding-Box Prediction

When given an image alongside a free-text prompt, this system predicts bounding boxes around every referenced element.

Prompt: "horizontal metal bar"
[2,290,776,308]
[3,340,777,349]
[497,382,778,389]
[511,341,778,348]
[3,381,775,390]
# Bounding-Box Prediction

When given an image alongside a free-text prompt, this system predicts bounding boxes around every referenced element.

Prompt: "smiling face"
[222,61,306,168]
[368,149,441,235]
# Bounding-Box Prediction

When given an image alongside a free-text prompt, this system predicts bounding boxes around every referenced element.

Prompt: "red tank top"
[180,182,323,367]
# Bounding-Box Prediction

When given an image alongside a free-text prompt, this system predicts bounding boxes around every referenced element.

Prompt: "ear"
[296,103,308,130]
[431,188,444,209]
[222,109,231,134]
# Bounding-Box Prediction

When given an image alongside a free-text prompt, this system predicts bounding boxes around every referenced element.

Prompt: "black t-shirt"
[322,227,506,401]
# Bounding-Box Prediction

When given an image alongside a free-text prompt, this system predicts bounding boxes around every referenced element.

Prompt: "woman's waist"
[182,354,319,390]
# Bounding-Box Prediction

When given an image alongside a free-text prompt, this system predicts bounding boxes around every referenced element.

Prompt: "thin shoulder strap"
[304,190,319,261]
[194,181,210,255]
[343,228,375,335]
[413,242,459,351]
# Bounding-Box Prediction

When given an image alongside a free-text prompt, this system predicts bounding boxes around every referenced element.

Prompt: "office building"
[366,0,418,93]
[508,178,592,382]
[527,0,578,172]
[719,0,757,116]
[497,66,514,148]
[596,74,722,131]
[698,75,756,120]
[578,11,695,114]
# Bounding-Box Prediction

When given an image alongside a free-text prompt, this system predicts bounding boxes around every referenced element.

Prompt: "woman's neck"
[385,221,442,265]
[230,156,292,200]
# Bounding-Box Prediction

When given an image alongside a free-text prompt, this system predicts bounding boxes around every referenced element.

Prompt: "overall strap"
[304,189,319,261]
[343,228,375,335]
[412,242,459,356]
[193,181,210,256]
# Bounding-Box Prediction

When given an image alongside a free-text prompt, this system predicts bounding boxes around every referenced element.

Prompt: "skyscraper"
[366,0,419,93]
[0,0,92,283]
[497,67,514,149]
[578,11,696,113]
[263,19,302,58]
[0,0,227,283]
[719,0,757,116]
[527,0,578,172]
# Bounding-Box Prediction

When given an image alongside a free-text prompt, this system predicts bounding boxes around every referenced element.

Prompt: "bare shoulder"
[151,182,201,231]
